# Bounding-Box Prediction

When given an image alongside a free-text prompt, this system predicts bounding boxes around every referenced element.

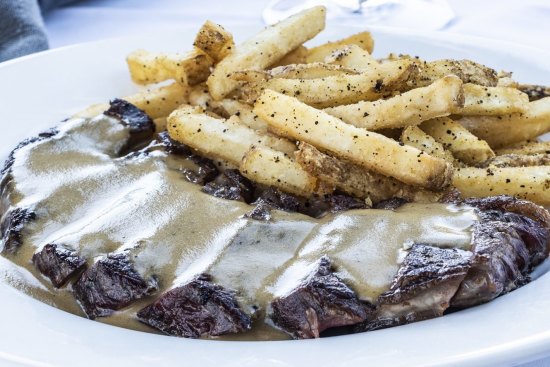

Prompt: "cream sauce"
[0,115,478,340]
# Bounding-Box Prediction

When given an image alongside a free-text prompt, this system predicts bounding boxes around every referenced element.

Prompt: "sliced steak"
[104,99,155,148]
[359,244,473,331]
[202,169,254,203]
[374,197,409,210]
[137,274,251,338]
[328,194,368,213]
[33,244,86,288]
[271,256,369,339]
[157,131,193,156]
[1,128,59,176]
[246,187,302,220]
[1,207,36,254]
[451,196,550,308]
[73,253,158,319]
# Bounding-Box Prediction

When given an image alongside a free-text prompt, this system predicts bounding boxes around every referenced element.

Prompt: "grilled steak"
[33,244,86,288]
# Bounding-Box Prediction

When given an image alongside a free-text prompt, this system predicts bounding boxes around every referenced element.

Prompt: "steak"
[137,274,251,338]
[104,99,155,148]
[1,207,36,254]
[33,244,86,288]
[271,256,370,339]
[73,253,158,319]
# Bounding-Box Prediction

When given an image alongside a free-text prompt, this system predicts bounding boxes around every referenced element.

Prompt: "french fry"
[324,75,463,130]
[455,83,529,115]
[420,117,495,165]
[73,82,188,119]
[452,166,550,206]
[254,90,453,190]
[207,6,326,100]
[153,117,167,132]
[231,63,357,85]
[324,44,378,71]
[496,141,550,156]
[242,59,416,107]
[408,59,498,89]
[126,49,213,86]
[401,126,455,162]
[306,31,374,63]
[518,84,550,101]
[270,45,308,68]
[167,106,293,165]
[457,97,550,148]
[193,20,235,63]
[295,142,439,203]
[478,153,550,168]
[240,146,319,197]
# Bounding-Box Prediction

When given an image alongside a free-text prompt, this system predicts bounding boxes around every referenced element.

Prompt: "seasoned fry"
[126,49,212,86]
[167,106,294,165]
[74,82,188,119]
[270,45,308,68]
[518,84,550,101]
[232,63,356,85]
[456,83,529,115]
[478,153,550,168]
[324,44,378,71]
[306,31,374,63]
[240,146,319,197]
[420,117,495,165]
[496,140,550,156]
[193,20,234,63]
[401,126,455,162]
[295,142,439,203]
[242,59,416,107]
[254,90,453,190]
[408,59,498,89]
[325,75,463,130]
[452,166,550,205]
[207,6,326,100]
[457,97,550,148]
[153,117,167,132]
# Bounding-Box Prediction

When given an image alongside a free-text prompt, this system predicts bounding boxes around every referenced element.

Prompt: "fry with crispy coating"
[496,140,550,156]
[420,117,495,165]
[295,142,439,203]
[455,84,529,115]
[306,31,374,63]
[408,59,498,89]
[193,20,234,63]
[270,45,308,67]
[126,49,212,86]
[167,106,294,164]
[242,59,416,108]
[457,97,550,148]
[254,90,453,190]
[325,75,463,130]
[324,44,378,71]
[231,63,357,85]
[240,146,320,197]
[478,153,550,168]
[207,6,326,100]
[452,166,550,206]
[401,126,455,162]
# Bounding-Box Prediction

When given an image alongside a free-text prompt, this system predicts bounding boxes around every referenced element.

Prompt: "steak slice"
[33,244,86,288]
[73,253,158,319]
[359,244,473,331]
[104,99,155,148]
[451,197,550,308]
[271,256,369,339]
[1,207,36,254]
[202,169,254,203]
[137,274,251,338]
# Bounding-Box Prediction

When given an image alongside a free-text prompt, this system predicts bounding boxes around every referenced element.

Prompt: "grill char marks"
[137,274,251,338]
[73,253,158,319]
[1,207,36,254]
[359,244,473,331]
[33,244,86,288]
[271,256,370,339]
[104,99,155,148]
[451,196,550,308]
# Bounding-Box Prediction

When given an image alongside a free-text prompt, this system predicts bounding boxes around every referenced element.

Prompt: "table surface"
[42,1,550,366]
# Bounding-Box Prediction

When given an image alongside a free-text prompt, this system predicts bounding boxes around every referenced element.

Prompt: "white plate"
[1,24,550,367]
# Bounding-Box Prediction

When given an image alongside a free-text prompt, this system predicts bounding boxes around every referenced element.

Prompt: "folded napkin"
[0,0,77,62]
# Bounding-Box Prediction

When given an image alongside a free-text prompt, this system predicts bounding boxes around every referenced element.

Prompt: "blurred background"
[0,0,549,62]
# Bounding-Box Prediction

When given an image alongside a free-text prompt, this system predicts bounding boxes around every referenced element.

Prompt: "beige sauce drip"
[0,115,478,340]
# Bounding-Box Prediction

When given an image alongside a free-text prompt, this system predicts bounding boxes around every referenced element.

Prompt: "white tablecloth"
[43,1,550,366]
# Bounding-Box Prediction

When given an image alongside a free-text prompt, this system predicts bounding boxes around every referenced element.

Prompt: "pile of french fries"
[85,6,550,206]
